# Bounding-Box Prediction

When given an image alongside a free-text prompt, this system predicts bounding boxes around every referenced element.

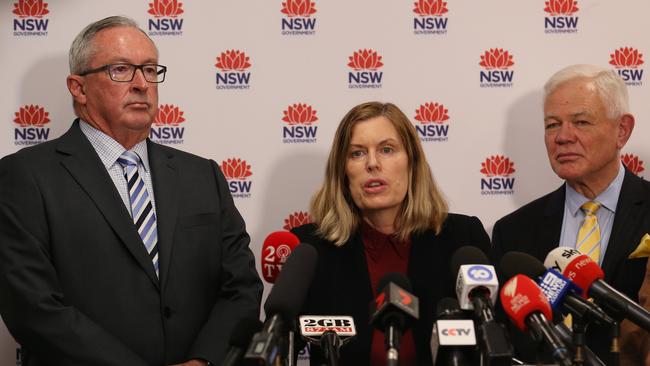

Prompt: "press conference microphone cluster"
[298,315,356,366]
[370,273,419,366]
[451,246,512,366]
[430,297,478,366]
[545,247,650,332]
[245,243,318,366]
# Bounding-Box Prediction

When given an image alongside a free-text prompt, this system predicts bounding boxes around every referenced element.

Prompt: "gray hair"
[69,16,157,74]
[544,64,629,119]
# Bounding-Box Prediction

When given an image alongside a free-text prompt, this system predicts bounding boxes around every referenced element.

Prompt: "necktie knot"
[117,151,140,168]
[581,201,600,216]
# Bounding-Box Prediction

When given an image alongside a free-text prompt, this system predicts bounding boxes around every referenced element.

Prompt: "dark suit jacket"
[491,168,650,364]
[292,214,491,366]
[0,121,262,366]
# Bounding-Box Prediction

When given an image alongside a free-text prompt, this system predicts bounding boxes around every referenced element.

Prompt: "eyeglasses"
[79,63,167,83]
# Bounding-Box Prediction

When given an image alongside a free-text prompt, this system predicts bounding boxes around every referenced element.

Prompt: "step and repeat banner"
[1,0,649,364]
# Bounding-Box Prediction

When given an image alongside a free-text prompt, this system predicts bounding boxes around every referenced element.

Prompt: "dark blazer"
[491,168,650,364]
[0,121,262,366]
[292,214,491,366]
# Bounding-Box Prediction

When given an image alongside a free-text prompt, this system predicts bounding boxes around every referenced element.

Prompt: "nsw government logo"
[150,104,186,144]
[622,153,644,177]
[216,50,252,90]
[479,48,514,88]
[544,0,579,34]
[12,0,50,37]
[281,0,317,36]
[13,105,51,146]
[610,47,644,87]
[283,211,311,230]
[282,103,318,143]
[221,158,253,198]
[412,0,448,35]
[414,102,450,142]
[480,155,516,195]
[147,0,184,36]
[348,49,384,89]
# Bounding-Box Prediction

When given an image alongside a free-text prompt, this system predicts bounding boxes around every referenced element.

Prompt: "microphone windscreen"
[544,247,604,294]
[230,318,264,348]
[260,231,301,283]
[499,251,546,280]
[450,245,490,279]
[376,272,412,294]
[500,274,553,332]
[264,243,318,321]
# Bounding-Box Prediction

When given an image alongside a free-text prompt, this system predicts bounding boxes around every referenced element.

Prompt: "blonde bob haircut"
[310,101,448,246]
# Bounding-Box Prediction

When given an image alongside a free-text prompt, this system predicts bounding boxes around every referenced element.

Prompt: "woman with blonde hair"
[293,101,490,365]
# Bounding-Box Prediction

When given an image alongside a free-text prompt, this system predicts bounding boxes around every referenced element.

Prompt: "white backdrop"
[1,0,649,364]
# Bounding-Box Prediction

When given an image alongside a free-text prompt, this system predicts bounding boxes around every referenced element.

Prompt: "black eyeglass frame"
[78,63,167,83]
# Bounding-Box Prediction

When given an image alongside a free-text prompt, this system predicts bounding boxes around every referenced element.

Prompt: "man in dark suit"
[491,64,650,364]
[0,16,262,366]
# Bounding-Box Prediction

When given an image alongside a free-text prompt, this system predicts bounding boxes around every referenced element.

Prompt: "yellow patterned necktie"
[576,201,602,263]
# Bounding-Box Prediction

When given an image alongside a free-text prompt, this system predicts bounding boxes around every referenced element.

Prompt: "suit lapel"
[602,170,648,277]
[148,141,178,289]
[537,185,566,260]
[57,121,160,288]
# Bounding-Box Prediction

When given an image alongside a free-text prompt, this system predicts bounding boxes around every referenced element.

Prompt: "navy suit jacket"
[0,120,262,366]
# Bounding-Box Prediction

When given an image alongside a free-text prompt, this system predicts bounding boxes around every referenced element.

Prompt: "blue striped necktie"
[117,151,159,277]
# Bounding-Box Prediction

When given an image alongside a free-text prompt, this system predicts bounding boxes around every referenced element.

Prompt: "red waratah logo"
[13,0,49,18]
[413,0,448,16]
[480,155,516,177]
[479,49,515,70]
[414,102,449,124]
[14,105,50,127]
[609,47,644,68]
[148,0,184,18]
[281,0,317,17]
[283,211,311,230]
[215,50,252,72]
[621,154,645,176]
[544,0,579,16]
[154,104,185,126]
[221,158,252,180]
[348,49,384,71]
[282,103,318,125]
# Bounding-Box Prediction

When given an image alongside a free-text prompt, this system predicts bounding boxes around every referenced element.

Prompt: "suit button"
[163,306,172,318]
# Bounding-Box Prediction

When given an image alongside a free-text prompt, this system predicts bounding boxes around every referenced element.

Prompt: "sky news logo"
[282,103,318,143]
[281,0,317,36]
[13,104,51,146]
[283,211,311,230]
[12,0,49,37]
[480,155,516,195]
[221,158,253,198]
[479,48,514,88]
[147,0,184,36]
[412,0,448,35]
[215,50,252,90]
[610,47,644,86]
[348,49,384,89]
[622,153,645,177]
[414,102,450,142]
[149,104,186,144]
[543,0,579,34]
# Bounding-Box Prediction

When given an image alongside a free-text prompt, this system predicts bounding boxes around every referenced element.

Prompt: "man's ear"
[616,113,635,149]
[66,75,87,105]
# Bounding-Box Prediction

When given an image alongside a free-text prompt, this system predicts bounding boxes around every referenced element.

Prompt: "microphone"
[370,273,419,366]
[430,297,478,366]
[260,231,301,283]
[222,317,263,366]
[544,247,650,331]
[298,315,356,366]
[245,243,318,365]
[450,246,512,366]
[500,251,614,326]
[500,274,573,366]
[553,322,607,366]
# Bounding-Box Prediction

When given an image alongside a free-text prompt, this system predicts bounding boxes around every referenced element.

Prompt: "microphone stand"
[610,321,620,366]
[385,324,401,366]
[572,316,586,366]
[287,330,295,366]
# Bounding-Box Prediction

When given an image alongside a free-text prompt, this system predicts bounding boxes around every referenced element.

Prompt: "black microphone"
[245,243,318,365]
[222,317,263,366]
[450,246,512,366]
[298,315,356,366]
[370,273,419,366]
[430,297,478,366]
[500,251,615,326]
